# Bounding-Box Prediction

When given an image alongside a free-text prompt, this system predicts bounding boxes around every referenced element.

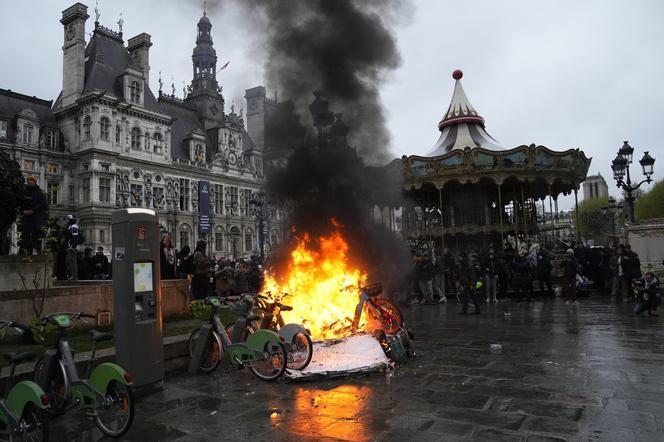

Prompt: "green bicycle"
[33,312,134,437]
[0,320,50,442]
[188,297,287,381]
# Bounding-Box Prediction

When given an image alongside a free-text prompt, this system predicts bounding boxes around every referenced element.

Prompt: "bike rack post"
[188,324,214,374]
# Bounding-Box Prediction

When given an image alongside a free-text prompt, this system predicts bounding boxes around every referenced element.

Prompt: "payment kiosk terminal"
[111,208,164,388]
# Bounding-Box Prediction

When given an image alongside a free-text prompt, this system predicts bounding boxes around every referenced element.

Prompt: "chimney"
[60,3,89,107]
[127,33,153,86]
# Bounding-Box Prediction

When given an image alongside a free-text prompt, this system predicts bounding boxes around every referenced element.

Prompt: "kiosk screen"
[133,262,154,293]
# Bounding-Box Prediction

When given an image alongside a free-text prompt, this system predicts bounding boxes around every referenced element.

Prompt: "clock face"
[209,104,219,115]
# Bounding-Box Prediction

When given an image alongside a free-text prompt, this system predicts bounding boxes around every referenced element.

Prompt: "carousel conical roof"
[429,70,501,156]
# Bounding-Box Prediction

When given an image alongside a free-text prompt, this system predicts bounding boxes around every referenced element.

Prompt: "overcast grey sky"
[1,0,662,209]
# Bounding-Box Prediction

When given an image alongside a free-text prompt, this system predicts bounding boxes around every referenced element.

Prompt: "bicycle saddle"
[3,352,35,365]
[90,330,114,342]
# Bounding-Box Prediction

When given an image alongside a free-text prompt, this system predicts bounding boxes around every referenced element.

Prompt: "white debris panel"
[284,333,391,381]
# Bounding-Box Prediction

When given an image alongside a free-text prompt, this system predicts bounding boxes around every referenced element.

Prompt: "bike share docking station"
[112,208,164,392]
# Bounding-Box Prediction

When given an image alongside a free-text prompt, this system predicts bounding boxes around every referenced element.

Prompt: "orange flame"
[261,224,367,339]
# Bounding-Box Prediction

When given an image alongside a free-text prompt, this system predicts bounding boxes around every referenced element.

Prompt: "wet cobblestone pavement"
[52,296,664,441]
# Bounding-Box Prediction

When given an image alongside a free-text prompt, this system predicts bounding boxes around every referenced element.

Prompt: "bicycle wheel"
[9,403,49,442]
[372,298,403,335]
[249,341,287,381]
[287,332,313,371]
[33,358,69,415]
[94,380,134,437]
[188,328,223,373]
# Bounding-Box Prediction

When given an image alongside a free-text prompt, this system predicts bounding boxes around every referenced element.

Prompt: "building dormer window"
[0,120,7,138]
[153,133,163,154]
[131,127,141,149]
[22,123,34,144]
[100,117,110,141]
[46,130,56,150]
[130,81,141,103]
[83,116,91,141]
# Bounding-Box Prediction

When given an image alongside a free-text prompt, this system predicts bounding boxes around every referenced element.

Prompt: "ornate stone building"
[0,3,288,258]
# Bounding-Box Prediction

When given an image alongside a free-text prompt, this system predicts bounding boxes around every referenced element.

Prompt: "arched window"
[153,133,163,154]
[244,228,253,253]
[144,132,150,150]
[131,127,141,149]
[115,125,121,143]
[83,116,91,141]
[271,230,280,246]
[179,224,191,250]
[100,117,110,141]
[215,226,225,252]
[130,81,141,103]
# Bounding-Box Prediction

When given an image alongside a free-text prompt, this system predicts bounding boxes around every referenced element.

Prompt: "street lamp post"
[611,141,656,223]
[249,191,267,263]
[600,197,623,246]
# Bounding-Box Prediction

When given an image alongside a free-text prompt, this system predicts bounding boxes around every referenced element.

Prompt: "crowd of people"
[407,241,660,316]
[160,235,264,299]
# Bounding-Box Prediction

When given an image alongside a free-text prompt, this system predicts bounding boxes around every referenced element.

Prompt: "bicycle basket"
[362,283,383,297]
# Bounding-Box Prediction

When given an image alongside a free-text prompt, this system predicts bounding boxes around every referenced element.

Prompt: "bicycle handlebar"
[0,320,31,334]
[41,312,95,326]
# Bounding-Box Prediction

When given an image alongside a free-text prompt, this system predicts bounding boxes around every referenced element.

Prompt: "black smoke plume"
[237,0,406,164]
[205,0,412,291]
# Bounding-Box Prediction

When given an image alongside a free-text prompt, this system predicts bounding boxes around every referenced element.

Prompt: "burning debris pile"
[261,222,369,340]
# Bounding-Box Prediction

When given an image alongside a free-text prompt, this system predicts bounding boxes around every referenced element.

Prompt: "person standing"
[458,252,481,315]
[537,249,554,298]
[93,246,109,280]
[416,251,435,304]
[483,250,499,303]
[512,250,530,302]
[190,240,210,299]
[610,246,631,302]
[433,249,447,303]
[561,249,579,305]
[19,176,47,255]
[63,215,82,280]
[160,234,177,280]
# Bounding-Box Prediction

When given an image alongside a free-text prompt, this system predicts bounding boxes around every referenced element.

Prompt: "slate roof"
[53,27,161,113]
[158,98,204,160]
[0,88,56,143]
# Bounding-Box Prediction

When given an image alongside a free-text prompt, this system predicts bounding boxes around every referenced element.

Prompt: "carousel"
[401,70,592,251]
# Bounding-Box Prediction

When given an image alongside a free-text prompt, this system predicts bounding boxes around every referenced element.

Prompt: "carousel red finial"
[452,69,463,80]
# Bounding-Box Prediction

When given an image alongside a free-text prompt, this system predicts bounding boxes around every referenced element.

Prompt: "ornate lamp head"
[618,141,634,164]
[639,151,655,180]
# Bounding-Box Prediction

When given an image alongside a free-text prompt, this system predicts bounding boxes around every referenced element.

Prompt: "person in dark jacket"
[610,246,632,302]
[92,246,109,280]
[190,241,209,299]
[537,250,554,298]
[482,250,500,303]
[458,252,481,315]
[512,250,531,302]
[81,247,95,280]
[63,215,82,280]
[633,272,660,316]
[561,248,579,305]
[19,176,48,255]
[415,251,435,304]
[178,245,192,278]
